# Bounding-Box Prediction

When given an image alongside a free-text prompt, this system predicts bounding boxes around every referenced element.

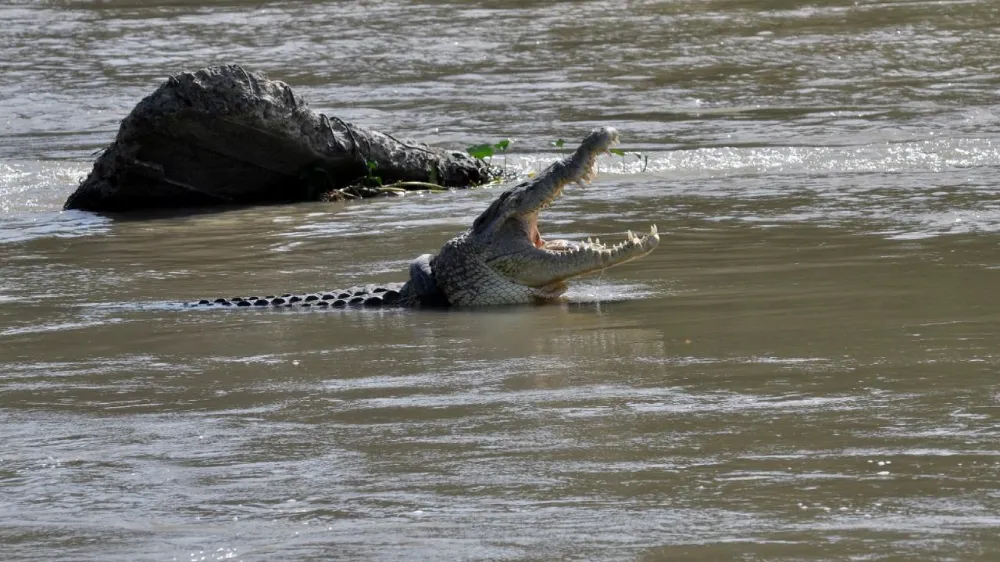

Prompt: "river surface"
[2,1,1000,560]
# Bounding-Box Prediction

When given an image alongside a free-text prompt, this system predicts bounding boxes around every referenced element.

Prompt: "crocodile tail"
[187,283,407,309]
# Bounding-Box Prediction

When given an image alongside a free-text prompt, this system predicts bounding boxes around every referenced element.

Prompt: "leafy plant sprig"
[466,138,513,175]
[363,159,382,187]
[609,148,649,173]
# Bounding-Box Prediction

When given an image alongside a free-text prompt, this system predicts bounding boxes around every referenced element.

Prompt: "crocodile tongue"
[528,213,544,248]
[530,217,573,250]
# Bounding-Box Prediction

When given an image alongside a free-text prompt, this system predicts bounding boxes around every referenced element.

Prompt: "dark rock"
[64,64,496,212]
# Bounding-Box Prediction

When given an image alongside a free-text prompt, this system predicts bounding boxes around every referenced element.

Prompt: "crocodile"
[190,126,660,309]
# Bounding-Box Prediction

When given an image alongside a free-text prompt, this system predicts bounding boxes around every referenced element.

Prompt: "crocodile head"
[428,126,660,306]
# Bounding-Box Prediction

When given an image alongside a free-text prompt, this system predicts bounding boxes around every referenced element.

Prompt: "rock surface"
[64,64,495,212]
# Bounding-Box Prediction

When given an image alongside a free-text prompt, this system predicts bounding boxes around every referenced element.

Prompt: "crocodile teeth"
[651,224,658,235]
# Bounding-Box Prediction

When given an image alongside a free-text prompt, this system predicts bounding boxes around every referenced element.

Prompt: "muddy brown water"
[2,1,1000,560]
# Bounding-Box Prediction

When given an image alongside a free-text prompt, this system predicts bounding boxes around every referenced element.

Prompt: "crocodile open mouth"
[474,125,660,294]
[526,147,659,257]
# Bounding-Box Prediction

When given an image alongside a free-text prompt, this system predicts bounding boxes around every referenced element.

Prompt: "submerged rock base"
[64,64,495,212]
